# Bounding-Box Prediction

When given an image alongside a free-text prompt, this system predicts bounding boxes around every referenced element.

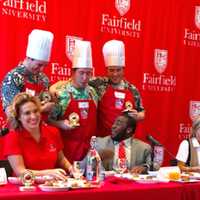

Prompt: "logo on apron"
[48,144,56,152]
[25,88,36,96]
[78,102,89,119]
[114,91,126,109]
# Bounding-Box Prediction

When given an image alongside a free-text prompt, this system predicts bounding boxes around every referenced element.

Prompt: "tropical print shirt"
[89,76,144,112]
[1,63,49,110]
[50,79,98,120]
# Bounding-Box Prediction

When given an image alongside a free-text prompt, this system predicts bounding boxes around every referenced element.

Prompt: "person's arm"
[178,160,200,173]
[57,151,73,173]
[48,94,75,131]
[175,140,200,172]
[1,71,22,113]
[128,110,145,121]
[49,81,68,99]
[8,155,67,180]
[130,144,152,174]
[48,118,74,130]
[176,140,190,171]
[128,82,145,121]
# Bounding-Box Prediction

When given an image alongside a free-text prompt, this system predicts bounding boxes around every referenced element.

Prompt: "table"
[0,180,189,200]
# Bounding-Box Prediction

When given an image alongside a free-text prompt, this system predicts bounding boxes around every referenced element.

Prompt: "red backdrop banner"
[1,0,200,164]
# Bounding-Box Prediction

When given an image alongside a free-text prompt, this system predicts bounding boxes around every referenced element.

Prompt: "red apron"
[23,80,46,96]
[97,85,135,137]
[62,93,97,162]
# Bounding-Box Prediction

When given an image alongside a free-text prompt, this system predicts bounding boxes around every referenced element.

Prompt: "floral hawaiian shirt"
[89,76,144,112]
[50,79,98,120]
[1,63,49,110]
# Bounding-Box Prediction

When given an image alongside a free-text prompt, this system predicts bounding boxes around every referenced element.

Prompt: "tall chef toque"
[72,40,93,68]
[26,29,54,62]
[103,40,125,67]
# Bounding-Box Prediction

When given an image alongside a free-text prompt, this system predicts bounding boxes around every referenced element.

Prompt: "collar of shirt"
[65,79,91,99]
[20,123,46,141]
[111,80,127,90]
[192,137,200,148]
[113,137,131,147]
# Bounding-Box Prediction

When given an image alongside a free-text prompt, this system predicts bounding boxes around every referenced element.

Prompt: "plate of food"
[132,175,160,184]
[170,174,200,183]
[8,177,22,185]
[134,178,160,184]
[67,178,101,189]
[171,179,199,183]
[8,175,55,185]
[183,172,200,180]
[38,180,69,192]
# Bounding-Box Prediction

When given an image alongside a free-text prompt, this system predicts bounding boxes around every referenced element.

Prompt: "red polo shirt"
[4,123,63,170]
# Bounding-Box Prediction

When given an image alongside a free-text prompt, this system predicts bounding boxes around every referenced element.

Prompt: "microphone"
[146,134,161,146]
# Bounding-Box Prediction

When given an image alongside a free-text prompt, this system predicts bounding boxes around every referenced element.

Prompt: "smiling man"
[49,40,98,163]
[89,40,145,137]
[1,29,54,116]
[95,112,151,174]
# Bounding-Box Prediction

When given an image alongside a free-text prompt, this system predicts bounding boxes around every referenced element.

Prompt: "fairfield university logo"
[189,101,200,121]
[178,101,200,140]
[65,36,83,62]
[195,6,200,29]
[1,0,47,22]
[183,6,200,47]
[142,48,176,93]
[100,0,141,38]
[154,49,168,74]
[115,0,131,16]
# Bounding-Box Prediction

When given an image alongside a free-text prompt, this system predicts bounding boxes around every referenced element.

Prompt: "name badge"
[26,88,36,96]
[114,91,126,99]
[78,102,89,109]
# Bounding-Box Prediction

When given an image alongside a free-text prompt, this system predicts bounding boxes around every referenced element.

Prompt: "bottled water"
[86,136,101,183]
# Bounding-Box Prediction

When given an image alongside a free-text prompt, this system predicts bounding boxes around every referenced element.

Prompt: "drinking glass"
[116,158,127,174]
[72,161,85,180]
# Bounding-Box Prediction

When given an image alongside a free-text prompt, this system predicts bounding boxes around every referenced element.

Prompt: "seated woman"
[176,117,200,172]
[4,92,72,180]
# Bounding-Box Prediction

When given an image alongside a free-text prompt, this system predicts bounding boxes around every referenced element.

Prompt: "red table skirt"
[0,180,197,200]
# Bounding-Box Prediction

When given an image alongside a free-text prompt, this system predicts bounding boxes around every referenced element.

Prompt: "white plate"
[8,177,22,185]
[148,171,158,176]
[187,172,200,180]
[67,178,101,189]
[38,184,69,192]
[104,171,116,177]
[8,176,54,185]
[135,179,160,184]
[114,173,133,179]
[171,179,200,183]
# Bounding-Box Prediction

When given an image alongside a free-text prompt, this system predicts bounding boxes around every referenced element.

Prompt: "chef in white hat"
[49,40,98,162]
[1,29,55,117]
[89,39,145,137]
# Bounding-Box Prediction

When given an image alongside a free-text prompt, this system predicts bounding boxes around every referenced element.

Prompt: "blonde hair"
[7,92,41,130]
[191,117,200,137]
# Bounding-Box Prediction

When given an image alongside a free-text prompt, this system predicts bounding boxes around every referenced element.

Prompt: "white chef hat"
[103,40,125,67]
[26,29,54,62]
[72,40,93,68]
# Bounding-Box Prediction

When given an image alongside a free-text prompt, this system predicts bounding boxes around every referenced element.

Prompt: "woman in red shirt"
[4,92,72,180]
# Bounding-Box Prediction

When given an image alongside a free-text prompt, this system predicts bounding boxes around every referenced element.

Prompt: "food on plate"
[168,171,181,181]
[43,180,67,187]
[180,175,190,181]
